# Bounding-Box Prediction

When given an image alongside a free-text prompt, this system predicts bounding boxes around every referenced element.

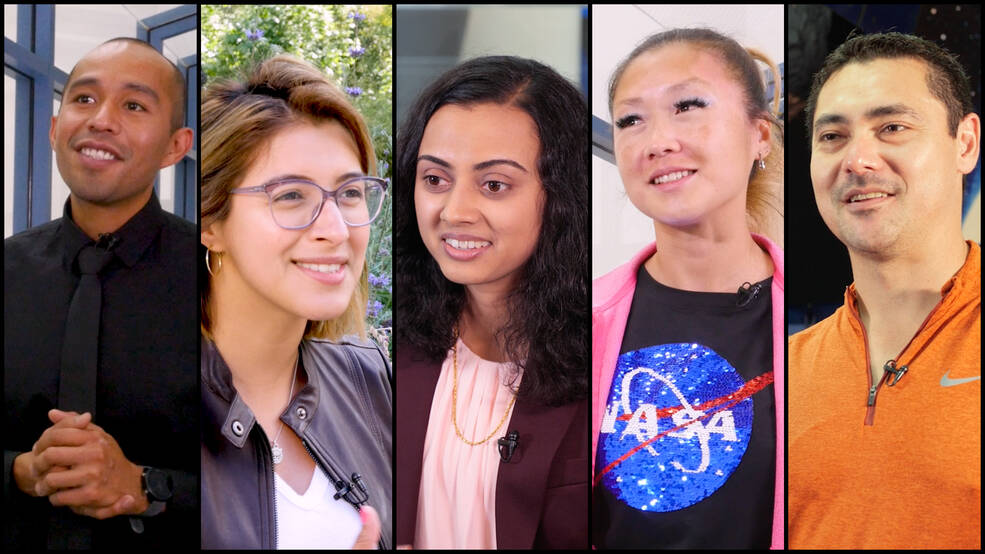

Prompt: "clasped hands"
[13,409,149,520]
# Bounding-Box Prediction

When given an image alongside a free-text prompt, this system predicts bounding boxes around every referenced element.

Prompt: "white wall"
[591,4,784,278]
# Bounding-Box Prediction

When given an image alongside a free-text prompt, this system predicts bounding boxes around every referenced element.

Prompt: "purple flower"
[348,12,367,21]
[367,300,384,318]
[349,46,366,58]
[369,273,391,290]
[345,86,363,97]
[245,28,264,41]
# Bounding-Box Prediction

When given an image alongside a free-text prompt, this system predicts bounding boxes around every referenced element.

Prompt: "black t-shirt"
[593,265,775,549]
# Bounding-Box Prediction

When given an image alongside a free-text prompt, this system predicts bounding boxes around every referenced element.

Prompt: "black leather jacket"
[201,336,392,549]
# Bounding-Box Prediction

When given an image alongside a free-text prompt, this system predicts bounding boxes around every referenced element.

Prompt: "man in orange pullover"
[789,32,980,549]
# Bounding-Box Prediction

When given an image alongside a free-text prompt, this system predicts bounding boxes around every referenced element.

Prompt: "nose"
[841,133,884,176]
[439,184,479,224]
[644,121,681,159]
[307,198,350,243]
[87,101,121,134]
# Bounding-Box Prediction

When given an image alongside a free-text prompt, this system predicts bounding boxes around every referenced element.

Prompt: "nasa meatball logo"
[596,343,769,512]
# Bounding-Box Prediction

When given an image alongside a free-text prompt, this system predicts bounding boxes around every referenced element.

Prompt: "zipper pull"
[867,384,878,406]
[884,360,909,387]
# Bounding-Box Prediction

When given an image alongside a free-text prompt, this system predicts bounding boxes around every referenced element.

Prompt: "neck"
[69,188,153,240]
[850,236,968,325]
[460,281,513,363]
[647,216,773,293]
[210,263,306,398]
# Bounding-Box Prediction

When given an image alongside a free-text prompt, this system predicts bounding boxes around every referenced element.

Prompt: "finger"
[34,445,96,474]
[397,545,414,550]
[48,410,91,427]
[49,482,117,509]
[352,505,381,550]
[35,427,98,454]
[70,495,135,520]
[36,466,95,496]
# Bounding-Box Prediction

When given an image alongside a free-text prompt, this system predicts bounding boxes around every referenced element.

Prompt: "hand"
[32,409,148,519]
[13,411,92,497]
[352,505,381,549]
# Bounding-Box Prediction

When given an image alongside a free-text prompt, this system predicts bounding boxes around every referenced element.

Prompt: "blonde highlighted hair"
[200,54,376,341]
[608,28,784,247]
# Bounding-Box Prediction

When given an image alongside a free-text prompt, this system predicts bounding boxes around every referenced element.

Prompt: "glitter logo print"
[596,343,760,512]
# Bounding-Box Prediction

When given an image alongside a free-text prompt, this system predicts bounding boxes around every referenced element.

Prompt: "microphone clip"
[736,281,763,308]
[884,360,908,386]
[96,232,120,251]
[498,430,519,463]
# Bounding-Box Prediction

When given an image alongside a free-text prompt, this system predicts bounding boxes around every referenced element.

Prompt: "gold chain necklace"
[451,338,517,446]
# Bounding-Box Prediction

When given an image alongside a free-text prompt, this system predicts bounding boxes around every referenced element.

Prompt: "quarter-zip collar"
[842,240,980,426]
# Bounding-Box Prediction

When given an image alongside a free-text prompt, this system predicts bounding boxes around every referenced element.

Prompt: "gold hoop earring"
[205,249,222,276]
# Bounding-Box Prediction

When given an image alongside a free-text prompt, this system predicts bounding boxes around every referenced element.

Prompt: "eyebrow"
[615,77,711,109]
[814,103,923,133]
[417,155,528,173]
[67,76,161,104]
[261,171,366,187]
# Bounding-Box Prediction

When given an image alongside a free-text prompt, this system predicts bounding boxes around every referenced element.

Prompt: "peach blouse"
[414,338,520,549]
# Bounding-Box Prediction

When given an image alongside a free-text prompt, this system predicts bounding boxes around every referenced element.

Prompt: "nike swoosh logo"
[940,370,981,387]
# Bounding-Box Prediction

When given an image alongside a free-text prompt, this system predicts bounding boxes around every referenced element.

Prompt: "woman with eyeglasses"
[393,56,589,549]
[199,54,391,549]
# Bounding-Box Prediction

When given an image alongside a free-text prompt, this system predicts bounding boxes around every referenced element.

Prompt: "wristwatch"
[140,466,173,517]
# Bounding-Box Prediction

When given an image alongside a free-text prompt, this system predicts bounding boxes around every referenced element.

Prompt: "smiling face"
[205,120,370,323]
[50,41,184,208]
[414,103,545,293]
[810,57,966,257]
[611,43,769,229]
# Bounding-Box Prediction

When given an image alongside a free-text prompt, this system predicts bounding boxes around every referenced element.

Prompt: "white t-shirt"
[274,464,363,549]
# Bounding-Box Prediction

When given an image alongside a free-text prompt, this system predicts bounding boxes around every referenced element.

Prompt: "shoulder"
[303,335,391,383]
[592,243,654,312]
[4,220,63,276]
[158,210,197,243]
[4,219,62,254]
[789,308,845,361]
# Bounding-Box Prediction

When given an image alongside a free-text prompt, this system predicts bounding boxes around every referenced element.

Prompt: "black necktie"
[58,239,116,415]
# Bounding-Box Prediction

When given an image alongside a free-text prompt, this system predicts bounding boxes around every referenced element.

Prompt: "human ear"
[955,112,980,175]
[160,127,194,169]
[201,220,226,253]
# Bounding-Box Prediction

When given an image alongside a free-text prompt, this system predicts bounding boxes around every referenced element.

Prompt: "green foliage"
[202,5,393,355]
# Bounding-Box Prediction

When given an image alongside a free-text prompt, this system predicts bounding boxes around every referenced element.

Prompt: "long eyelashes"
[674,97,708,113]
[614,97,709,129]
[615,114,641,129]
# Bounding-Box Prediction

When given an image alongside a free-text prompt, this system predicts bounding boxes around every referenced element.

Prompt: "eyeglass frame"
[228,175,389,229]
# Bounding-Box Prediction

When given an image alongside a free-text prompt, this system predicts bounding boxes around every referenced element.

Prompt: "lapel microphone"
[96,232,120,251]
[498,430,519,463]
[736,281,763,308]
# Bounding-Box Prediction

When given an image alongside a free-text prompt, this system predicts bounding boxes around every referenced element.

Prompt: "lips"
[842,188,895,204]
[74,139,123,161]
[648,168,697,185]
[293,257,348,285]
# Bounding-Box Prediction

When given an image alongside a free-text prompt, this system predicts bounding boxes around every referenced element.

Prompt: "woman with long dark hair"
[394,56,589,549]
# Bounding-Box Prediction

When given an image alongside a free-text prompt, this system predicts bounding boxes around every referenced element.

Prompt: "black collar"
[60,192,167,272]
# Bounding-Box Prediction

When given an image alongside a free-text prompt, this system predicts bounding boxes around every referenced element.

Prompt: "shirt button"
[296,407,307,419]
[231,420,244,436]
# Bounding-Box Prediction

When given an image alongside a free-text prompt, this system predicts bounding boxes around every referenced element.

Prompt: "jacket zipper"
[302,439,387,550]
[856,293,947,426]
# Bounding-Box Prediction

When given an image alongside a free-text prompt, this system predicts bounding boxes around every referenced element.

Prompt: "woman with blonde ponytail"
[592,29,785,549]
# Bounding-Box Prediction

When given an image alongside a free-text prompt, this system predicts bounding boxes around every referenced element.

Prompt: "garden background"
[202,5,393,356]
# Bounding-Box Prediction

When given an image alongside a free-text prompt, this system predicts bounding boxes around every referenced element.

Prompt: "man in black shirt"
[4,38,197,548]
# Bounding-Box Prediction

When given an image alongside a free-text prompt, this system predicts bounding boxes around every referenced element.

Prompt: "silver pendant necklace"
[271,354,299,465]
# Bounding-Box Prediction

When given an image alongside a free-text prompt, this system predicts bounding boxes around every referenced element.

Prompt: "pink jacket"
[591,234,785,549]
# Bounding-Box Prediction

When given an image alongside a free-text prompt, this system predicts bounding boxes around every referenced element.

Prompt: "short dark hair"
[394,56,589,407]
[805,31,974,140]
[65,37,187,132]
